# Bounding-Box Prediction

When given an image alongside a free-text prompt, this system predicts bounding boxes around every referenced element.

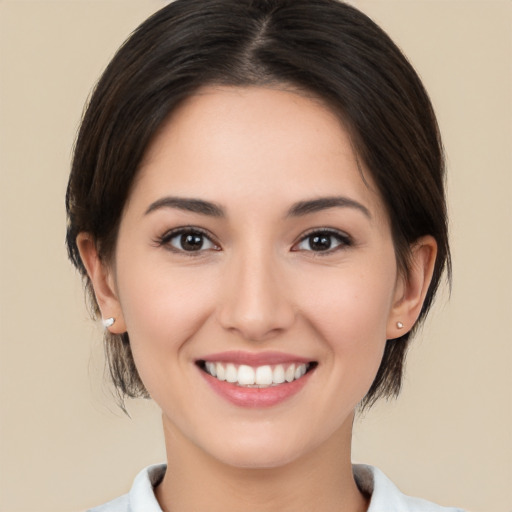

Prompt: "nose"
[217,249,296,342]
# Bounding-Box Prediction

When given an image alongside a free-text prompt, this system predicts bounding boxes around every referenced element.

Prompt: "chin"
[216,447,302,470]
[202,429,315,470]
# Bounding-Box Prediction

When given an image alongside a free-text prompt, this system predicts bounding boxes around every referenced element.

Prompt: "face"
[109,87,404,468]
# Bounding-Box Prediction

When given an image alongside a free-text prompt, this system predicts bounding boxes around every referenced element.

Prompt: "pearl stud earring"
[396,321,404,329]
[102,317,115,328]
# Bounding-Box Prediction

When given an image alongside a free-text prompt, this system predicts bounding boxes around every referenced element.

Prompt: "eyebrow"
[287,196,371,219]
[144,195,371,220]
[145,197,225,217]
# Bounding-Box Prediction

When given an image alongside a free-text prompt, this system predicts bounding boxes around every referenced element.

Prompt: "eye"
[293,229,351,253]
[156,228,220,253]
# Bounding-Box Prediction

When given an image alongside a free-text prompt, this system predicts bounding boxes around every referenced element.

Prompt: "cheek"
[115,255,217,369]
[301,268,395,341]
[296,260,396,386]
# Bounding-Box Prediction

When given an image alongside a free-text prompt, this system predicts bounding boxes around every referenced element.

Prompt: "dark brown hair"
[66,0,450,409]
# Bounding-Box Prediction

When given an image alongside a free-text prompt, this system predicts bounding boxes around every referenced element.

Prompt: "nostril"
[216,270,296,341]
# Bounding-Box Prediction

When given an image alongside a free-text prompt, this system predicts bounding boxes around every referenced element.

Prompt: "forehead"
[133,86,387,222]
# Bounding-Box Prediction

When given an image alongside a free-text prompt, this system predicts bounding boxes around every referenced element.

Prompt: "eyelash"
[153,227,220,255]
[292,228,352,255]
[154,227,352,255]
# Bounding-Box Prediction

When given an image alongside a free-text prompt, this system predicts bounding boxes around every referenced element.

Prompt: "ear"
[386,235,438,339]
[76,233,127,334]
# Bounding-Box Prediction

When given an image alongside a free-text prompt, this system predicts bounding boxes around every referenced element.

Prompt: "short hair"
[66,0,450,409]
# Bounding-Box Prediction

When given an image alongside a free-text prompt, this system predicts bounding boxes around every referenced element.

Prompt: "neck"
[155,413,368,512]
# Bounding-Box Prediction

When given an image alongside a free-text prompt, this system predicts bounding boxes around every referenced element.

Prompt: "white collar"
[353,464,464,512]
[118,463,463,512]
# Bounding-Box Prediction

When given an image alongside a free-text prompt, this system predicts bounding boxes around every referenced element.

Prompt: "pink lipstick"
[196,351,317,408]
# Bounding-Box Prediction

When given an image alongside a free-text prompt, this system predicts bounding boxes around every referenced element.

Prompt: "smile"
[196,352,318,407]
[199,361,314,388]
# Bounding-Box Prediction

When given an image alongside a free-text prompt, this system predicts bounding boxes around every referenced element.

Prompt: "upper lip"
[197,350,314,366]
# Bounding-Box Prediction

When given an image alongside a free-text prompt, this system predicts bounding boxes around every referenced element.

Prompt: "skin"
[79,86,437,512]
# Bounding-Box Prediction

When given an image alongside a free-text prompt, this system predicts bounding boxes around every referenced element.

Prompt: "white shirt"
[88,463,466,512]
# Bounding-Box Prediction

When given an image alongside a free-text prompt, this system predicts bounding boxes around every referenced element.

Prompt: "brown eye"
[294,230,351,253]
[179,233,206,251]
[159,228,219,253]
[308,234,334,251]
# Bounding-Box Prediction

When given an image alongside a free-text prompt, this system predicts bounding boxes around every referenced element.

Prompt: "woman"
[66,0,463,510]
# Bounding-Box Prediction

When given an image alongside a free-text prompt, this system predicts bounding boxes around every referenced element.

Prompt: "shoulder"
[87,464,166,512]
[353,464,466,512]
[87,493,130,512]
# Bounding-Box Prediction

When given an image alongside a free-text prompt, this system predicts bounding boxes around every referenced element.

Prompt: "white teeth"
[273,364,285,384]
[295,364,306,379]
[255,365,273,386]
[237,365,255,385]
[226,363,237,383]
[285,365,296,383]
[203,361,311,387]
[205,361,216,377]
[216,363,226,381]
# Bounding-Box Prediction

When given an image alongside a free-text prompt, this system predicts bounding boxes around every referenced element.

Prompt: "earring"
[102,317,115,328]
[396,321,404,329]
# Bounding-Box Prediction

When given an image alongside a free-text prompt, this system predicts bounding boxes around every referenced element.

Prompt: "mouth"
[197,360,317,388]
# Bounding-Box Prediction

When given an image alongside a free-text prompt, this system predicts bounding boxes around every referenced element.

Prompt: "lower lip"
[199,368,314,408]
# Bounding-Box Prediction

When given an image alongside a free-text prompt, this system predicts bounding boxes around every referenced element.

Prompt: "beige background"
[0,1,510,511]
